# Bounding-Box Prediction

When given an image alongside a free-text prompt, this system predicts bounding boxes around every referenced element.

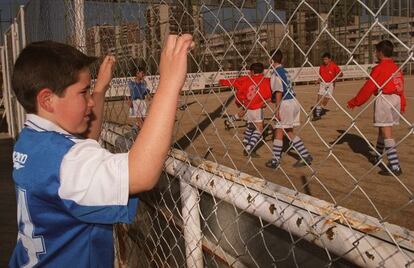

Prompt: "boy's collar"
[25,114,71,135]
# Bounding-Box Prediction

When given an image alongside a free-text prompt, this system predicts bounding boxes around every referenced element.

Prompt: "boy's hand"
[275,110,281,121]
[158,34,194,92]
[94,55,116,93]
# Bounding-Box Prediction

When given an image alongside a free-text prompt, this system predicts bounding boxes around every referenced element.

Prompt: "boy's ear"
[37,88,56,113]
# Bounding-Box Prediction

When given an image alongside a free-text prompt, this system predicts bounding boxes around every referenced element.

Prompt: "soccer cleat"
[378,166,402,176]
[312,115,321,121]
[368,154,382,165]
[293,155,313,167]
[224,119,231,129]
[265,159,280,169]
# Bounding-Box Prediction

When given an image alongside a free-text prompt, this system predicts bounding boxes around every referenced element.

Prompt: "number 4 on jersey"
[17,188,46,267]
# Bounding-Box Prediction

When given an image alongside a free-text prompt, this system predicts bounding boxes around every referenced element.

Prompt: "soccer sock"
[243,127,254,146]
[272,139,283,162]
[315,105,322,116]
[292,136,310,158]
[384,139,400,171]
[246,130,261,152]
[375,136,384,155]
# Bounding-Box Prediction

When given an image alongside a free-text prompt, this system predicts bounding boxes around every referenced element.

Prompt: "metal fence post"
[74,0,86,53]
[180,180,203,268]
[4,32,16,138]
[1,46,12,136]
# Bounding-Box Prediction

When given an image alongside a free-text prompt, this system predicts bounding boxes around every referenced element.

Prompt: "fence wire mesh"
[2,0,414,267]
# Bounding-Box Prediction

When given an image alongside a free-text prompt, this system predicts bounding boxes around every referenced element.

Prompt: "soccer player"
[313,52,343,121]
[312,52,343,121]
[347,40,405,176]
[9,34,193,267]
[266,50,313,168]
[219,63,272,157]
[128,66,148,130]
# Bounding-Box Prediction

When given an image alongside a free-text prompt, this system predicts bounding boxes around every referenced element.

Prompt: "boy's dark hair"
[270,49,283,64]
[131,64,145,74]
[12,41,96,113]
[322,52,331,59]
[375,40,393,57]
[249,62,264,74]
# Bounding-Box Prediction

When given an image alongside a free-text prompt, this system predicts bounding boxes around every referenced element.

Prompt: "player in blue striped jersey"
[9,35,193,267]
[266,49,313,169]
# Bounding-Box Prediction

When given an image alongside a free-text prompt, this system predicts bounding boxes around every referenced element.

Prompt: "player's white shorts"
[374,94,401,127]
[244,109,263,123]
[318,82,334,98]
[129,99,147,118]
[274,99,300,129]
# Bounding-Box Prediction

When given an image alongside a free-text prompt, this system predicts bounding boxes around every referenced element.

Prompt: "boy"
[128,66,148,130]
[313,52,343,121]
[9,34,193,267]
[347,40,405,176]
[219,63,272,157]
[266,50,313,168]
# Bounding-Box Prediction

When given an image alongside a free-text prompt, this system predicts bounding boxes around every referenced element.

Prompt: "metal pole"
[180,180,203,268]
[4,32,16,138]
[74,0,86,53]
[19,5,26,48]
[11,20,24,133]
[1,46,12,136]
[10,22,22,134]
[17,7,26,132]
[165,149,414,268]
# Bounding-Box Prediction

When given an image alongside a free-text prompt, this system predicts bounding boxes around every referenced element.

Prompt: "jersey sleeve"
[235,77,248,106]
[347,66,380,108]
[219,78,237,87]
[259,78,272,101]
[59,139,138,224]
[270,74,283,93]
[128,81,136,99]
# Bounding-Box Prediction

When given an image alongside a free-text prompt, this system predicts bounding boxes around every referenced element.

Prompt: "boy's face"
[322,57,331,65]
[52,69,94,134]
[375,50,383,60]
[136,71,145,80]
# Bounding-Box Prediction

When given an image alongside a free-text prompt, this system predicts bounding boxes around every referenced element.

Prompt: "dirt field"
[104,77,414,230]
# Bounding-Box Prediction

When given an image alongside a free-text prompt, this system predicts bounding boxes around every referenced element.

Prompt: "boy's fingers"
[164,34,178,52]
[178,39,194,55]
[174,34,193,54]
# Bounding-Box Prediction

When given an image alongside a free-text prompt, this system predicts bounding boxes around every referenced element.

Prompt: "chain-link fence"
[2,0,414,267]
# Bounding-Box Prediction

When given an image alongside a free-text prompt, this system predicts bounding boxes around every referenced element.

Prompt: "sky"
[0,0,284,43]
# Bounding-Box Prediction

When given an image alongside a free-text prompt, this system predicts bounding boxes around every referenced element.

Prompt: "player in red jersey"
[220,63,272,157]
[348,40,406,176]
[313,52,343,121]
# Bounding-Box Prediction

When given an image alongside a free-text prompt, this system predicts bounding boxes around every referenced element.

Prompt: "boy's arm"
[128,34,193,194]
[85,56,116,141]
[347,67,379,109]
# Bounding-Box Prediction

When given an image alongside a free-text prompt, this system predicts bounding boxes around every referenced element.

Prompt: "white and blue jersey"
[271,64,295,102]
[9,114,138,268]
[128,80,148,100]
[271,64,301,129]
